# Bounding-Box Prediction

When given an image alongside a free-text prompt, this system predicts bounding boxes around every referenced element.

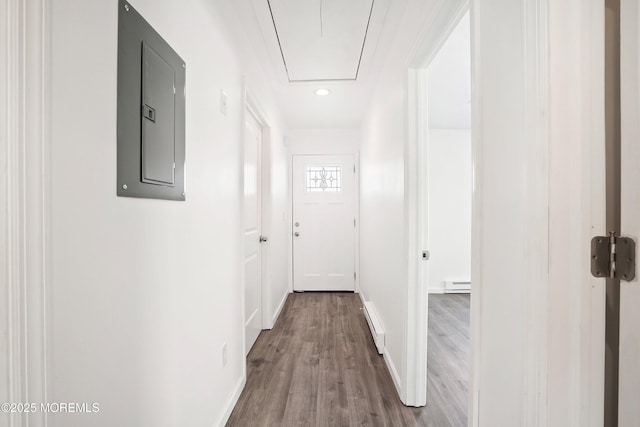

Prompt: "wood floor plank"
[226,292,470,427]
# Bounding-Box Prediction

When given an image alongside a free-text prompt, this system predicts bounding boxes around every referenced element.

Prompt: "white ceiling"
[427,11,471,129]
[244,0,394,129]
[223,0,469,129]
[268,0,374,81]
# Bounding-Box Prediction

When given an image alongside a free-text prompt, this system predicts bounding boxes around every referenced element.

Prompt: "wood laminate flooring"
[226,292,470,427]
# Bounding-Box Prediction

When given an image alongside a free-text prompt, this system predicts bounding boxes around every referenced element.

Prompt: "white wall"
[47,1,286,426]
[360,76,408,395]
[286,129,360,155]
[427,129,471,293]
[427,12,471,129]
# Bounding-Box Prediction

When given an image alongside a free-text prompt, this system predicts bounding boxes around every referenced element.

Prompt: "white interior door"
[292,155,355,291]
[619,0,640,422]
[244,111,262,355]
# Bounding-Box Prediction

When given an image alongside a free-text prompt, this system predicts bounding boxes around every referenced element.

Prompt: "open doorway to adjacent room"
[420,9,471,425]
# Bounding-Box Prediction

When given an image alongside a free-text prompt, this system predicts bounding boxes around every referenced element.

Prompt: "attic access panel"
[267,0,375,82]
[117,0,186,201]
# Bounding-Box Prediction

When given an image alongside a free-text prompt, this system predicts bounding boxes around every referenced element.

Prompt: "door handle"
[259,236,268,243]
[294,232,300,237]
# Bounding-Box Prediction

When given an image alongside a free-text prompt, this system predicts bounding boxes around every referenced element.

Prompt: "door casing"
[240,82,273,368]
[3,0,50,425]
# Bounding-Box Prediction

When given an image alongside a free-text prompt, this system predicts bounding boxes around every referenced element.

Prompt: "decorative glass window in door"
[305,165,342,192]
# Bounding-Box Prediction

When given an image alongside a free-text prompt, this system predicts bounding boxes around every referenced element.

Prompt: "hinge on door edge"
[354,272,356,280]
[591,231,636,281]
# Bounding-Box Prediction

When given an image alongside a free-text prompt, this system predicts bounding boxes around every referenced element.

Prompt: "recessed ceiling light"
[315,88,331,96]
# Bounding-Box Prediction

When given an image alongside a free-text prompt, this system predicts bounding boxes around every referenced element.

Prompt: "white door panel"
[244,112,262,355]
[293,155,355,291]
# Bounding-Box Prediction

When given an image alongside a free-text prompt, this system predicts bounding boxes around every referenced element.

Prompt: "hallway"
[227,293,470,426]
[3,0,629,425]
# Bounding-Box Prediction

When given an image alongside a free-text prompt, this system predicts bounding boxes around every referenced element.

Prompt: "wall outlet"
[220,90,227,116]
[222,343,227,367]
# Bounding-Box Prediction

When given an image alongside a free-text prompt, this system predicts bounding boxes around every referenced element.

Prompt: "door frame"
[289,152,360,293]
[289,153,360,293]
[404,2,469,407]
[2,0,50,425]
[240,80,272,368]
[619,0,640,422]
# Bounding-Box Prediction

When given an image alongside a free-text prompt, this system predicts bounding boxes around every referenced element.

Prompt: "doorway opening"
[409,7,472,420]
[423,8,472,420]
[423,10,471,422]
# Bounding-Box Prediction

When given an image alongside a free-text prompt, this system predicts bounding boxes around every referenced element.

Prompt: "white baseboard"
[363,301,385,354]
[245,308,259,328]
[358,292,385,354]
[215,375,245,427]
[383,349,404,402]
[270,291,288,329]
[428,287,446,294]
[358,292,402,400]
[358,290,367,306]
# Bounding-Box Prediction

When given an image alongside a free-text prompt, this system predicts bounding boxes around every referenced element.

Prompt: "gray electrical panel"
[117,0,186,201]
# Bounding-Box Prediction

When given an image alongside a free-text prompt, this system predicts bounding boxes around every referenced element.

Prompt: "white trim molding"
[3,0,50,425]
[468,2,482,424]
[403,67,429,407]
[1,0,12,424]
[521,0,550,425]
[215,376,245,427]
[270,289,288,329]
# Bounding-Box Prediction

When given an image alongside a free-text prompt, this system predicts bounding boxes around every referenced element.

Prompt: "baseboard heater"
[363,301,385,355]
[444,280,471,293]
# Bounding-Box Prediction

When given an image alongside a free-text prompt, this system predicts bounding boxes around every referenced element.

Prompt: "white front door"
[244,111,262,355]
[619,0,640,422]
[292,155,355,291]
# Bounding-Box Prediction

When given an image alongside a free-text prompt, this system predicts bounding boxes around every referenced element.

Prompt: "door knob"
[294,232,300,237]
[259,236,268,243]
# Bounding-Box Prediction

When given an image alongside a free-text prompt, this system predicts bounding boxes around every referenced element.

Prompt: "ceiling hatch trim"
[266,0,375,83]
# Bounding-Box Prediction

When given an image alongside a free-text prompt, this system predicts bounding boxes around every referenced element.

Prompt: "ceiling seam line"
[266,0,292,82]
[320,0,324,37]
[288,78,358,83]
[355,0,375,80]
